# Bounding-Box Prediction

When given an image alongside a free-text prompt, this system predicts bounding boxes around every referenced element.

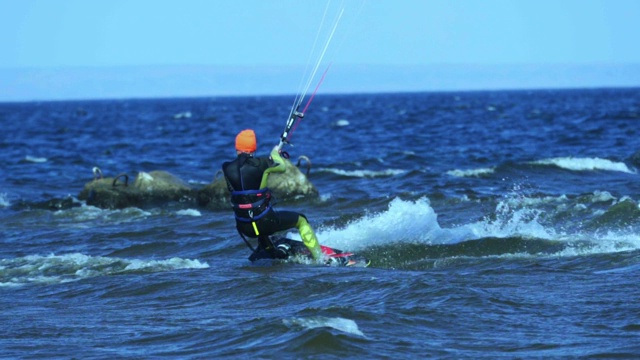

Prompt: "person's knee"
[296,214,308,228]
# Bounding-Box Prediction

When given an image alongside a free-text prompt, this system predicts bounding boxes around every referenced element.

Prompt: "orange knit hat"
[235,129,257,153]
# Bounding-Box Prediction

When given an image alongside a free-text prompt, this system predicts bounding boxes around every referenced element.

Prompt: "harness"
[230,188,272,222]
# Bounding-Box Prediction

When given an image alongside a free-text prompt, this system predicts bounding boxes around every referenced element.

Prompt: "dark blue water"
[1,88,640,358]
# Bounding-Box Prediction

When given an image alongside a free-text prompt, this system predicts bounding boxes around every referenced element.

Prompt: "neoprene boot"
[275,243,291,259]
[297,216,322,261]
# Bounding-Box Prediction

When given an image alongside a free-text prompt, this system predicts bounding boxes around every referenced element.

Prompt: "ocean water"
[1,88,640,358]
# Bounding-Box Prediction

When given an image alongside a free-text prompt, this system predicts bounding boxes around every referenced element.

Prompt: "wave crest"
[531,157,636,173]
[0,253,209,287]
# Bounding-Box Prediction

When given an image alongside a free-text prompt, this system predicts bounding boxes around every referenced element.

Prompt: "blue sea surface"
[1,88,640,358]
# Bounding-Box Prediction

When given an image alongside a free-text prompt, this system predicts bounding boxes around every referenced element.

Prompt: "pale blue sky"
[1,0,639,100]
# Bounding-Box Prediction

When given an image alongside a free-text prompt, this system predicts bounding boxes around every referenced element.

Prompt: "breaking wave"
[305,195,640,269]
[446,167,496,178]
[0,193,9,208]
[0,253,209,287]
[531,157,636,174]
[318,167,406,178]
[24,155,48,163]
[283,316,365,337]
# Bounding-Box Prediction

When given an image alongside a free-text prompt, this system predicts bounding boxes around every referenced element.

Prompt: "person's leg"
[259,210,322,261]
[296,215,322,261]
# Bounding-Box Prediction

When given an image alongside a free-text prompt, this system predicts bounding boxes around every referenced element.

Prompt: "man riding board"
[221,129,323,262]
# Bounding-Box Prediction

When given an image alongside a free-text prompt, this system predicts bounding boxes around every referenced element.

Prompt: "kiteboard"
[248,236,370,267]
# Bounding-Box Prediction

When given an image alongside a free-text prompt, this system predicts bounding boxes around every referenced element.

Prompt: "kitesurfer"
[221,129,323,262]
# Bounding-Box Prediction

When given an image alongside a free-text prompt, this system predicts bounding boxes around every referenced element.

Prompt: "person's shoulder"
[222,157,237,169]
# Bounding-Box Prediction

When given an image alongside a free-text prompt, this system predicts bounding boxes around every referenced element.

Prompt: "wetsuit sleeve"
[259,147,286,188]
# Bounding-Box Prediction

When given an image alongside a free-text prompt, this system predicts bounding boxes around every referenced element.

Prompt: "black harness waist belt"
[230,188,272,222]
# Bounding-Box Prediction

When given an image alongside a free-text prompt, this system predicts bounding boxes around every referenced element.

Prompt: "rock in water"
[78,170,194,209]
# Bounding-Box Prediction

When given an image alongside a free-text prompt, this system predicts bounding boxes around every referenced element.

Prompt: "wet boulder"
[78,170,195,209]
[11,196,83,212]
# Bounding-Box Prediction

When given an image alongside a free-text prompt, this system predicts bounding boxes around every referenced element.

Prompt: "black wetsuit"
[222,151,301,253]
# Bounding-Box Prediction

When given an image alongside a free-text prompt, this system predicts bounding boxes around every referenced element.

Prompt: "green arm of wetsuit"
[259,146,286,189]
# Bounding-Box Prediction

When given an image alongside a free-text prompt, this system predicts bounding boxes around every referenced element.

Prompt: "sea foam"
[446,167,496,178]
[176,209,202,216]
[0,193,9,207]
[319,167,406,178]
[0,253,209,287]
[531,157,636,174]
[283,316,365,337]
[308,197,460,251]
[309,194,640,260]
[24,155,48,163]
